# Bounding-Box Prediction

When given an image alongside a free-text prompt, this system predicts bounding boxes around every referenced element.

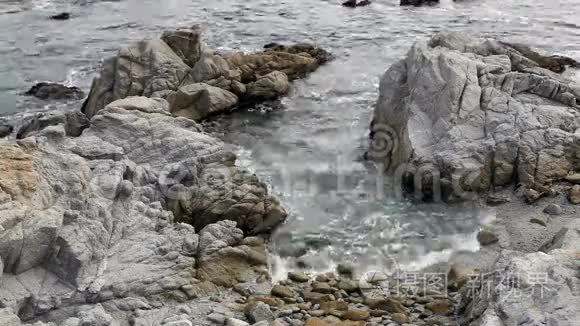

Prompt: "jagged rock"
[161,25,202,67]
[262,43,333,66]
[246,301,274,323]
[0,308,22,326]
[370,32,580,201]
[168,83,239,120]
[24,82,84,100]
[82,38,192,118]
[247,71,290,100]
[0,96,285,323]
[16,111,89,139]
[0,125,13,138]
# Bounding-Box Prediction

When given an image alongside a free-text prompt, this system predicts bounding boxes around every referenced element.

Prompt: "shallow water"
[2,0,579,274]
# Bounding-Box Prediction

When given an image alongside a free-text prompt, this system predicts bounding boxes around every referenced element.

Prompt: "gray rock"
[0,125,13,138]
[247,71,290,99]
[82,38,192,118]
[207,312,226,324]
[247,302,274,323]
[225,318,250,326]
[168,83,239,120]
[17,111,89,139]
[25,82,84,100]
[161,26,203,67]
[0,96,286,323]
[543,204,562,216]
[370,32,580,201]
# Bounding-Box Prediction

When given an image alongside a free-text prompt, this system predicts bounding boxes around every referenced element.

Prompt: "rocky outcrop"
[0,96,286,325]
[459,220,580,326]
[369,32,580,201]
[82,28,331,120]
[24,82,84,100]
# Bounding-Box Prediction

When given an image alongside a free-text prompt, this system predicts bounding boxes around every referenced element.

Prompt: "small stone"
[312,282,334,294]
[342,309,370,321]
[543,204,563,216]
[316,274,331,282]
[338,280,359,293]
[246,301,274,323]
[390,313,410,324]
[476,229,498,246]
[486,194,511,206]
[320,300,349,312]
[288,272,310,283]
[207,313,226,324]
[524,188,541,204]
[310,310,325,317]
[365,297,407,314]
[50,12,70,20]
[272,285,297,298]
[425,300,452,315]
[569,185,580,204]
[302,292,335,304]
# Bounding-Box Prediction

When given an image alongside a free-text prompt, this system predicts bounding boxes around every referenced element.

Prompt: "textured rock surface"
[25,82,85,100]
[82,28,331,120]
[0,96,286,325]
[370,32,580,200]
[459,220,580,326]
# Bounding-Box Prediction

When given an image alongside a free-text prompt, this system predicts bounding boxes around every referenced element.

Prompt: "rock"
[524,189,542,204]
[337,280,359,293]
[17,111,89,139]
[208,313,226,324]
[364,297,407,314]
[447,263,473,291]
[336,263,354,277]
[390,313,410,324]
[0,97,286,324]
[247,71,290,100]
[0,308,22,326]
[226,318,250,326]
[82,38,191,118]
[543,204,563,216]
[161,25,203,67]
[24,82,84,100]
[288,271,310,282]
[370,32,580,201]
[341,309,370,321]
[342,0,357,7]
[400,0,439,6]
[302,292,335,304]
[262,43,333,66]
[0,125,13,138]
[459,248,579,326]
[425,300,452,315]
[477,229,499,246]
[271,285,297,298]
[168,83,239,120]
[49,12,70,20]
[569,185,580,204]
[357,0,372,7]
[246,301,274,323]
[312,281,334,294]
[486,193,511,206]
[564,174,580,184]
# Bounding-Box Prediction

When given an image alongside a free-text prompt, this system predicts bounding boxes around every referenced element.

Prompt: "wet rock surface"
[82,27,331,121]
[0,96,286,325]
[370,32,580,201]
[24,82,85,100]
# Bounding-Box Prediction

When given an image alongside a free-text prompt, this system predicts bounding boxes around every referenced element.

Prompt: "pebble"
[288,272,310,283]
[207,313,226,324]
[476,229,499,246]
[543,203,563,215]
[342,309,370,321]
